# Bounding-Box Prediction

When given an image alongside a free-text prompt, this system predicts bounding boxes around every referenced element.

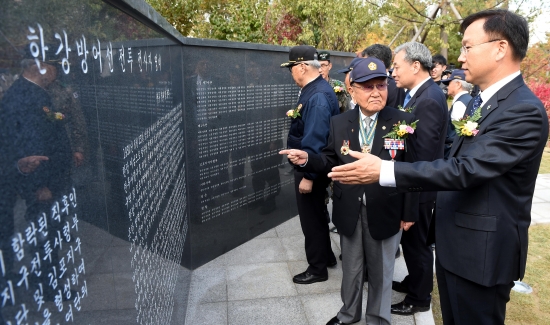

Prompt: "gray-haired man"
[442,69,473,158]
[390,41,448,315]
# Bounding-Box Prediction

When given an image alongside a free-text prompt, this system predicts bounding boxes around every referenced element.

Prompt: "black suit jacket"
[405,78,448,203]
[387,76,406,109]
[395,75,549,286]
[301,107,419,240]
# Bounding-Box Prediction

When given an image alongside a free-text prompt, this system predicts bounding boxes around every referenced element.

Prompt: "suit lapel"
[347,109,361,151]
[449,75,526,157]
[406,79,434,110]
[477,75,524,125]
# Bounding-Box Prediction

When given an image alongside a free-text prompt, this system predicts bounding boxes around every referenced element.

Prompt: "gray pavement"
[186,174,550,325]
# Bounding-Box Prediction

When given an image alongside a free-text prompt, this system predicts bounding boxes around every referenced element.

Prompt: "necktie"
[403,92,411,108]
[360,117,374,147]
[361,116,371,206]
[465,95,482,117]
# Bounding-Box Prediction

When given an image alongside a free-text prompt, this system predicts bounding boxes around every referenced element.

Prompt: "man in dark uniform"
[318,51,351,113]
[281,45,340,284]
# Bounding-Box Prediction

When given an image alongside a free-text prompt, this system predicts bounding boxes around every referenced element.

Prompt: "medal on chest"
[341,140,350,155]
[359,115,377,155]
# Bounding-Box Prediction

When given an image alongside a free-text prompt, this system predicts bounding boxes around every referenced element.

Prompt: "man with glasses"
[327,9,548,324]
[389,41,448,316]
[280,45,340,284]
[318,51,351,113]
[360,44,407,109]
[281,58,419,325]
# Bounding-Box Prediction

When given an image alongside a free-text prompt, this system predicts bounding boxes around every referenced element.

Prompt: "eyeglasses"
[352,83,388,92]
[460,39,502,54]
[320,63,330,69]
[288,62,309,72]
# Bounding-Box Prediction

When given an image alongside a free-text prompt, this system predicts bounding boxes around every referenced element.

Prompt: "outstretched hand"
[328,150,382,184]
[279,149,308,166]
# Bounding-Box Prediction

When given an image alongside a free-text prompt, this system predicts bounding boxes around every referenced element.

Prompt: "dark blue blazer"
[405,78,448,203]
[287,75,339,180]
[395,75,549,286]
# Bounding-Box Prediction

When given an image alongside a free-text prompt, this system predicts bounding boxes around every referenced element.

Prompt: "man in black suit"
[390,41,448,315]
[328,9,548,324]
[360,44,406,109]
[281,58,419,325]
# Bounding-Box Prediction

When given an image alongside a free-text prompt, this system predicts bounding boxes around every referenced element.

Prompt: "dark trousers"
[435,258,514,325]
[294,171,335,276]
[401,200,434,306]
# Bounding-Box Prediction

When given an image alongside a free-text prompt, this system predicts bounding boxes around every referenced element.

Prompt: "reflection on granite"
[0,0,354,323]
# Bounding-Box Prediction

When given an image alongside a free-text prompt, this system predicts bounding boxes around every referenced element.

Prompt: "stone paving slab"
[228,297,308,325]
[185,174,550,324]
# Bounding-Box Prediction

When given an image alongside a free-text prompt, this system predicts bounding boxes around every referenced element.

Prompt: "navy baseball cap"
[281,45,318,68]
[337,57,364,74]
[349,57,387,83]
[442,69,467,85]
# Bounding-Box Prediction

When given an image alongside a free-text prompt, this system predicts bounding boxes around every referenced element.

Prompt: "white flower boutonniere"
[286,104,302,119]
[452,107,481,137]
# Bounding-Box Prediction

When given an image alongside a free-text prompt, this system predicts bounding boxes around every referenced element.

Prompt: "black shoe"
[392,280,409,293]
[327,260,337,267]
[329,226,338,233]
[326,316,349,325]
[390,301,430,315]
[293,271,328,284]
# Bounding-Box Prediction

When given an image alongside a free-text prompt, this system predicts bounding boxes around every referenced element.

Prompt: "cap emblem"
[368,62,377,71]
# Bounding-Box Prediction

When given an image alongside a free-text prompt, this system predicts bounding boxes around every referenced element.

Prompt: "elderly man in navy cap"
[281,45,340,284]
[281,57,419,325]
[442,69,473,158]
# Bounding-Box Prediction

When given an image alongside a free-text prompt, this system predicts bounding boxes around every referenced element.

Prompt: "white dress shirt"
[379,71,521,187]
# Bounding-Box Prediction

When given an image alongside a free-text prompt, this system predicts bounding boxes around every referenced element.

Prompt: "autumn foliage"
[528,82,550,131]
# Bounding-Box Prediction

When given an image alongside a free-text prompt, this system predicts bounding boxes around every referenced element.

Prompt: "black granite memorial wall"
[0,0,354,323]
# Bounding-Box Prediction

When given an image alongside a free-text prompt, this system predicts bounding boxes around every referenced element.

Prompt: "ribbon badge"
[383,138,405,161]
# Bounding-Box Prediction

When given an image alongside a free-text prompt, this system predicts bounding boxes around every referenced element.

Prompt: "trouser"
[337,205,401,325]
[435,258,514,325]
[401,200,434,306]
[294,171,335,276]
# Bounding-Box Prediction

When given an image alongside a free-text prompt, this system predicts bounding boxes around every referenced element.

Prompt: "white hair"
[303,60,321,69]
[456,79,473,92]
[394,42,432,72]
